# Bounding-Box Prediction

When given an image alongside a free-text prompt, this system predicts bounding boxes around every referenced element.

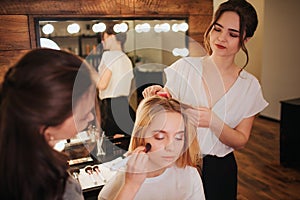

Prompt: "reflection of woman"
[97,21,134,138]
[143,0,268,199]
[98,96,205,200]
[0,49,95,199]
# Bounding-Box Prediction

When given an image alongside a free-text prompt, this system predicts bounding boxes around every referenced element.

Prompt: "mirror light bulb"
[67,23,80,34]
[42,24,54,35]
[92,22,106,33]
[135,23,150,33]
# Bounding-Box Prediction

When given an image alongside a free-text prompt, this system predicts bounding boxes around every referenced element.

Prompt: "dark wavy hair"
[0,48,92,200]
[204,0,258,69]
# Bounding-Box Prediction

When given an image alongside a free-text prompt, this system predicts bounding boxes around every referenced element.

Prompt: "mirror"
[37,18,190,106]
[37,18,189,69]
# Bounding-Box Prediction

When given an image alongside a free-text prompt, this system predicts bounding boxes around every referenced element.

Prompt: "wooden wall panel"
[188,0,213,15]
[134,0,186,15]
[0,15,30,50]
[189,15,212,35]
[0,50,29,83]
[0,0,212,15]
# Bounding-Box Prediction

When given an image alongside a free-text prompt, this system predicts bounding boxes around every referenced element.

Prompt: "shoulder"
[99,171,125,200]
[63,176,84,200]
[171,56,202,68]
[239,70,262,90]
[165,56,204,75]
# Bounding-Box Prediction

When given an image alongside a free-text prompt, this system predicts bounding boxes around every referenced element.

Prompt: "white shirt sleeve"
[241,73,269,118]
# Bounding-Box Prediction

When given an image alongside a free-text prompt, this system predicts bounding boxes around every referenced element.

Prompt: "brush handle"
[110,143,152,171]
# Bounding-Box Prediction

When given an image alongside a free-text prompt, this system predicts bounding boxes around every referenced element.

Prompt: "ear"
[43,127,56,146]
[244,37,251,43]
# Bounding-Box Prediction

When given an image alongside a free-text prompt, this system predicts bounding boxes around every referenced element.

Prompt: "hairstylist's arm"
[142,85,171,98]
[186,107,254,150]
[97,66,112,91]
[114,146,149,200]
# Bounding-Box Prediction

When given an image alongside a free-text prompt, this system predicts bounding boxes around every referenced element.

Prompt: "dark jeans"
[202,152,237,200]
[100,96,135,137]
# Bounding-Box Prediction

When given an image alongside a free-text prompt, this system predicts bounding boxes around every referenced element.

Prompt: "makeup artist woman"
[0,49,96,200]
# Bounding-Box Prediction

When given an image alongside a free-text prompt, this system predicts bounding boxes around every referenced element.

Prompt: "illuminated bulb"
[113,24,121,33]
[42,24,54,35]
[92,22,106,33]
[154,24,162,33]
[172,23,179,32]
[135,24,143,33]
[67,23,80,34]
[172,48,189,57]
[141,23,150,32]
[119,22,128,32]
[179,22,189,32]
[40,38,60,50]
[161,23,170,32]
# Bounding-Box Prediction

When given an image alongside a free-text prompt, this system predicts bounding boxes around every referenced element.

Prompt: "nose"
[217,31,226,42]
[165,139,175,152]
[87,112,94,123]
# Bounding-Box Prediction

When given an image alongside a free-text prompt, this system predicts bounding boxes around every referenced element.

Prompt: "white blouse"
[98,166,205,200]
[98,51,134,100]
[165,56,268,157]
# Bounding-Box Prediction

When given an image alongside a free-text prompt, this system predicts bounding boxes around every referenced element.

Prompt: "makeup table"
[65,134,130,200]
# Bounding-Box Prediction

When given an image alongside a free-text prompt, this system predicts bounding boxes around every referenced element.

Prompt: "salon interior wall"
[260,0,300,120]
[214,0,300,120]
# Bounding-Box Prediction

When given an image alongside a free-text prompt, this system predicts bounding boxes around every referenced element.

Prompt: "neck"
[109,45,122,51]
[146,167,167,178]
[211,54,234,68]
[210,54,239,75]
[109,40,122,51]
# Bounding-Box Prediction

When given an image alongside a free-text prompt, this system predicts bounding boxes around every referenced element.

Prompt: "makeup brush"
[110,143,151,171]
[85,166,97,185]
[93,165,107,183]
[70,167,80,182]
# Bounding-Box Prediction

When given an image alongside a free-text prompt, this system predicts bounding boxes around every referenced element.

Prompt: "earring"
[49,136,54,141]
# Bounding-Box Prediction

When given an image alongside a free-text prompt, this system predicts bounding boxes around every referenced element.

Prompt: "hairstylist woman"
[143,0,268,199]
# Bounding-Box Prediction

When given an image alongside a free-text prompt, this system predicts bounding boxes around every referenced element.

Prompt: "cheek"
[177,141,185,152]
[66,119,78,137]
[145,139,162,152]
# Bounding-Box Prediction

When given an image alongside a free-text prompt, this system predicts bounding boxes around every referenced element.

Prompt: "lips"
[162,156,176,161]
[215,44,226,49]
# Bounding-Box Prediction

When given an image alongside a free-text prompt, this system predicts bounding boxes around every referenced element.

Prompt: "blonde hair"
[128,96,200,168]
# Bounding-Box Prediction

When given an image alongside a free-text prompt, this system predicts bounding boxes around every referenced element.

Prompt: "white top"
[98,166,205,200]
[165,56,269,157]
[98,51,134,100]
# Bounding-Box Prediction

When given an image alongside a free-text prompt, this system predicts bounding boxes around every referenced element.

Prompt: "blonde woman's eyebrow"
[152,130,185,134]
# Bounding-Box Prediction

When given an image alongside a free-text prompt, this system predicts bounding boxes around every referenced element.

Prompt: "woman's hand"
[185,107,213,128]
[142,85,163,98]
[124,146,150,187]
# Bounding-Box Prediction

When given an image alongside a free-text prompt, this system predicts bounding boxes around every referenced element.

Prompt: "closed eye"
[175,132,184,141]
[213,25,221,32]
[229,32,239,38]
[153,132,165,140]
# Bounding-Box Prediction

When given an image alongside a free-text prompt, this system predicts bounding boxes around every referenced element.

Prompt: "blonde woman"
[99,96,205,200]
